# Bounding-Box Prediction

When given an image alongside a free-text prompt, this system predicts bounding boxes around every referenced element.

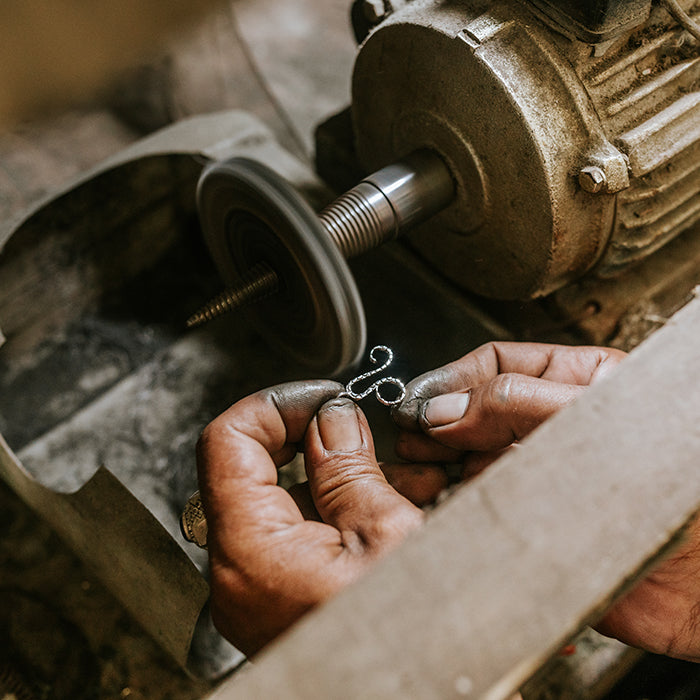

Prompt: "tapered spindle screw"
[186,263,277,328]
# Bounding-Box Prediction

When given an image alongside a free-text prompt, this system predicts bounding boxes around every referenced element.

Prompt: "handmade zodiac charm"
[340,345,406,407]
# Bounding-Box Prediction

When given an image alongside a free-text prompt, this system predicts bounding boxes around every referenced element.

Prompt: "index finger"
[393,342,626,430]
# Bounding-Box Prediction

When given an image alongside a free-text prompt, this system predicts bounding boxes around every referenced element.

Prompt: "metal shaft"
[318,149,454,258]
[186,263,278,328]
[187,150,454,327]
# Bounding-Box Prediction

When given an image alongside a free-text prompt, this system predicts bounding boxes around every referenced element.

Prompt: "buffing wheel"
[197,157,366,375]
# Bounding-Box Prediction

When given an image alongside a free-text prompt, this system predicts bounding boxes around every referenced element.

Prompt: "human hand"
[196,380,424,656]
[392,341,700,662]
[392,341,627,481]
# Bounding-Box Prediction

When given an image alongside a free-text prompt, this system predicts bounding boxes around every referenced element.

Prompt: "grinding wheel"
[196,157,366,376]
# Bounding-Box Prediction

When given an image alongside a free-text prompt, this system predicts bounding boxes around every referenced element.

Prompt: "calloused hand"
[392,341,700,662]
[196,381,425,656]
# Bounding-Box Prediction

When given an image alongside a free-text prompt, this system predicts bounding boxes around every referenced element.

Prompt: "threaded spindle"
[189,150,454,328]
[186,263,278,328]
[319,183,396,258]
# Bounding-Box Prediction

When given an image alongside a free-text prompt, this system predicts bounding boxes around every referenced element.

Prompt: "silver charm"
[340,345,406,406]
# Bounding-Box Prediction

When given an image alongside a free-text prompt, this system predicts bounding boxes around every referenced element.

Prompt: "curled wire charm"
[340,345,406,406]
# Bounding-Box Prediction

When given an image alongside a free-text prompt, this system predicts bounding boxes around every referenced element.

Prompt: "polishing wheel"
[195,152,454,375]
[197,158,366,375]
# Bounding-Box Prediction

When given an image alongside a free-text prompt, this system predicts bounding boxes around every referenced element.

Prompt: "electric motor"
[352,0,700,299]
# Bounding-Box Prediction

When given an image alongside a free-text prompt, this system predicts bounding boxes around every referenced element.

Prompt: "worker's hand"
[196,381,424,657]
[392,341,627,479]
[596,513,700,662]
[392,341,700,662]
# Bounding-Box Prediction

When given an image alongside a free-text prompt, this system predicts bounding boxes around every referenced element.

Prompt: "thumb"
[304,398,422,554]
[418,375,585,451]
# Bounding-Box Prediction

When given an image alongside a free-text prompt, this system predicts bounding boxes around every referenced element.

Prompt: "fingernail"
[318,398,363,452]
[423,392,470,427]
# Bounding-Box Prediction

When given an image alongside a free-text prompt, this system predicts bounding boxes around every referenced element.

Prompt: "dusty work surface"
[0,477,215,700]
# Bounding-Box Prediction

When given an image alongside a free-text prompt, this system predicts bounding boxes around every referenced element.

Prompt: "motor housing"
[351,0,700,299]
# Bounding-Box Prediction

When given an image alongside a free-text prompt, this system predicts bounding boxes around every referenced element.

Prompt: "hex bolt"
[579,166,607,194]
[187,150,454,328]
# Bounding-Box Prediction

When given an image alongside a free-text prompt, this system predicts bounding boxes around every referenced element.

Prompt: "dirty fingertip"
[391,396,423,430]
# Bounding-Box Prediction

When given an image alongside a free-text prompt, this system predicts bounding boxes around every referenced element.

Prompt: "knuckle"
[467,341,498,370]
[472,340,496,355]
[361,504,424,553]
[196,418,226,459]
[480,340,498,354]
[487,373,516,407]
[312,456,369,511]
[196,422,214,454]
